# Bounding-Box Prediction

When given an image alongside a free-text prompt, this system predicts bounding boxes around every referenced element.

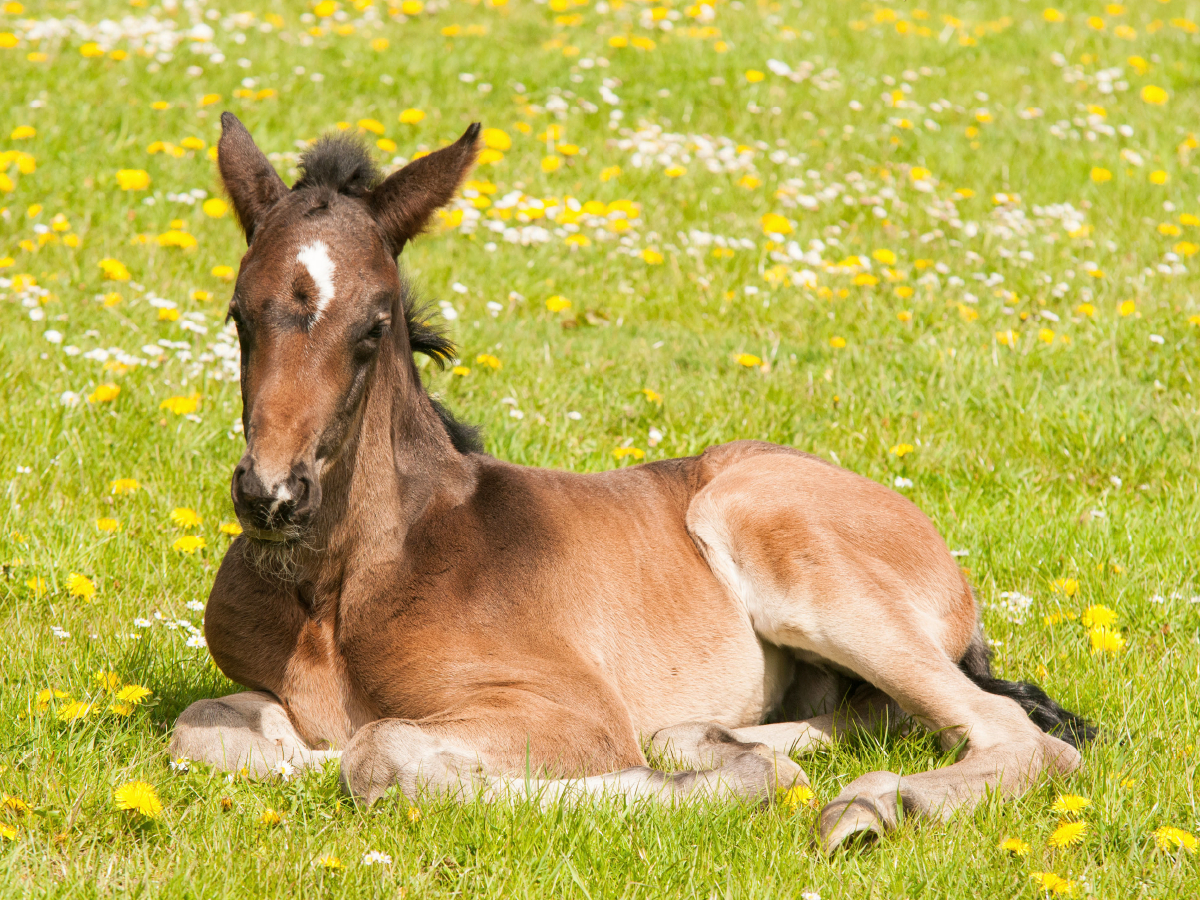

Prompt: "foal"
[171,114,1094,851]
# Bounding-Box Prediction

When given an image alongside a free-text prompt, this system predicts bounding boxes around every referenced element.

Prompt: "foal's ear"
[217,112,288,243]
[367,123,481,256]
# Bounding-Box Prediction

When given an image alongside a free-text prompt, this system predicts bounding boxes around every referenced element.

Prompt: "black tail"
[958,633,1098,749]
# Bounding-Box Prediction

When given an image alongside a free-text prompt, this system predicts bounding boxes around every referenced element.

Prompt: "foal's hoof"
[819,798,885,853]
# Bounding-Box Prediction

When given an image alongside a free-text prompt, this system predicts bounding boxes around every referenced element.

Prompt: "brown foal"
[170,114,1094,851]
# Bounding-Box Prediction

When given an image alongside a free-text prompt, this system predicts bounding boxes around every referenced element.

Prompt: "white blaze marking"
[296,241,336,324]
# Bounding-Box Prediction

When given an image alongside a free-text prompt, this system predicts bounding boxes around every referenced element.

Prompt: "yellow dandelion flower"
[641,388,663,405]
[735,353,762,368]
[600,165,621,182]
[115,684,152,706]
[156,230,198,249]
[1118,300,1136,317]
[260,808,282,826]
[219,522,243,536]
[452,366,471,376]
[0,824,15,841]
[829,336,847,349]
[94,671,121,691]
[212,265,235,280]
[173,535,207,555]
[115,169,151,191]
[1030,872,1075,894]
[25,576,46,596]
[99,258,131,281]
[114,781,162,819]
[2,795,29,814]
[541,155,562,173]
[110,478,139,495]
[95,517,121,533]
[1140,85,1168,106]
[1051,794,1091,815]
[316,854,344,870]
[67,573,96,600]
[475,353,501,370]
[482,128,511,151]
[890,443,914,458]
[780,784,814,810]
[398,108,425,125]
[406,806,421,823]
[56,701,94,722]
[872,248,897,265]
[170,508,203,528]
[744,69,765,83]
[641,248,664,264]
[202,198,228,218]
[1080,606,1116,628]
[1000,837,1030,855]
[160,394,201,416]
[761,212,792,235]
[1052,578,1079,597]
[1089,626,1126,655]
[545,295,572,312]
[1048,820,1088,848]
[613,447,645,460]
[1154,825,1197,851]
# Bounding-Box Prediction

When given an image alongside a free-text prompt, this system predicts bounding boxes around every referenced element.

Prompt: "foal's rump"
[685,440,980,667]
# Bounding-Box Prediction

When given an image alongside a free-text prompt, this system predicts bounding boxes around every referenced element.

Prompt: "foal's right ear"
[217,112,288,243]
[367,123,481,256]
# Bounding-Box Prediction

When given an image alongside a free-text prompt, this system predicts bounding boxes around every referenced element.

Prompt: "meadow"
[1,0,1199,895]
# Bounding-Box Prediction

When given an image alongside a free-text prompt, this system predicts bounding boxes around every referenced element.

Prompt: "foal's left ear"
[367,123,481,256]
[217,112,288,244]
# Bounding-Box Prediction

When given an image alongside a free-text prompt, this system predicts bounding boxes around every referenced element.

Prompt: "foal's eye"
[364,320,387,341]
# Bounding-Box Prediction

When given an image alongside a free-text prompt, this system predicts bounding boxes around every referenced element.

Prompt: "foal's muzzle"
[231,456,321,536]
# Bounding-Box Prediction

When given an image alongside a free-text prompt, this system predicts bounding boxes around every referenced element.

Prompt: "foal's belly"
[623,636,795,736]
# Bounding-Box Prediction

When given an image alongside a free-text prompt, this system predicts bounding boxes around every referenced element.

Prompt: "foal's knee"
[169,697,257,770]
[339,719,486,805]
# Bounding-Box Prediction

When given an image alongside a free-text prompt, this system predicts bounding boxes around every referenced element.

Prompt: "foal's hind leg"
[688,452,1083,851]
[170,691,341,776]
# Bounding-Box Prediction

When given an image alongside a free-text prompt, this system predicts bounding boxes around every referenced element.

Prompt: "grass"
[1,0,1199,895]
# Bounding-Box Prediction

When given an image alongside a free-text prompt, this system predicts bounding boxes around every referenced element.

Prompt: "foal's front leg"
[170,691,341,776]
[339,717,806,806]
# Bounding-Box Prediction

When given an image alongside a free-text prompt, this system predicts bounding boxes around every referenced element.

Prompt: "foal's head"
[217,113,479,541]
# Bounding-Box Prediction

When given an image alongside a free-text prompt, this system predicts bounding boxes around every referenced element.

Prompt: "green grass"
[2,0,1199,895]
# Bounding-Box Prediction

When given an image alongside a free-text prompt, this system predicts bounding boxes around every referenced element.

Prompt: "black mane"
[294,133,382,197]
[401,295,484,455]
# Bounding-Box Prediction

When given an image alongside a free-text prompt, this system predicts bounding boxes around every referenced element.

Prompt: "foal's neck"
[297,344,473,597]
